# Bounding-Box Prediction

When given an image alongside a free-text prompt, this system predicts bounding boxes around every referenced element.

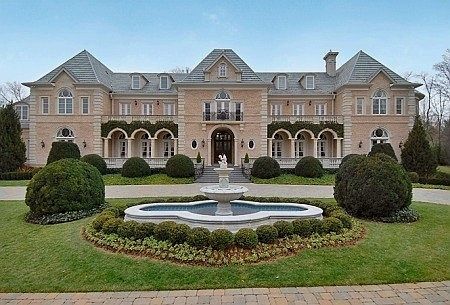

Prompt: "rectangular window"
[293,103,304,116]
[306,76,315,89]
[295,141,304,158]
[356,98,364,115]
[373,98,387,115]
[41,97,49,114]
[277,76,287,90]
[204,102,211,121]
[271,103,282,115]
[163,102,175,115]
[142,103,153,115]
[315,103,326,115]
[396,98,404,115]
[81,97,89,114]
[132,75,140,89]
[15,105,29,120]
[235,102,242,121]
[58,98,73,114]
[160,76,169,89]
[119,103,131,115]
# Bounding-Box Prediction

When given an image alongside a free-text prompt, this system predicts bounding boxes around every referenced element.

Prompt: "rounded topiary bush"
[210,229,234,250]
[294,156,324,178]
[329,211,352,229]
[169,224,191,244]
[339,154,360,168]
[25,159,105,217]
[256,225,278,244]
[154,221,177,242]
[322,217,343,234]
[251,156,281,179]
[334,154,412,218]
[92,213,114,231]
[407,171,419,183]
[102,218,123,234]
[187,227,211,248]
[165,154,195,178]
[81,154,107,175]
[122,157,151,178]
[292,219,314,237]
[134,222,156,240]
[117,220,139,239]
[273,220,294,238]
[234,228,258,248]
[46,141,81,164]
[368,143,398,161]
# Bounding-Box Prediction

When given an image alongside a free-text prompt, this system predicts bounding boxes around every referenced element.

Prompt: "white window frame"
[15,105,29,120]
[56,127,75,142]
[41,97,49,115]
[372,90,388,115]
[160,75,169,90]
[57,89,73,115]
[277,75,287,90]
[295,134,306,158]
[396,97,404,115]
[270,103,282,115]
[81,97,89,115]
[371,128,390,146]
[140,134,151,158]
[248,139,255,150]
[315,103,326,115]
[306,75,315,89]
[163,102,175,115]
[356,97,364,115]
[141,103,153,115]
[119,103,131,115]
[131,75,140,90]
[218,63,227,78]
[293,103,304,116]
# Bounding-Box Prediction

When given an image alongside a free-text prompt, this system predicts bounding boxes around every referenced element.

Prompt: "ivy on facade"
[101,121,179,138]
[267,121,344,138]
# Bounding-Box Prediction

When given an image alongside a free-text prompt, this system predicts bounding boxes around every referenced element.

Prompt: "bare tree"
[403,71,414,81]
[0,81,26,105]
[417,73,437,128]
[167,67,191,73]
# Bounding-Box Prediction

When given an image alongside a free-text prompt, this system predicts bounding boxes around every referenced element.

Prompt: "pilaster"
[260,90,268,156]
[342,89,353,155]
[28,94,37,165]
[177,90,186,154]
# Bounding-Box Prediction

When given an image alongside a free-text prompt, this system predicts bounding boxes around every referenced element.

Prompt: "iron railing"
[104,157,204,169]
[269,115,343,124]
[101,115,178,123]
[203,111,243,121]
[241,157,342,169]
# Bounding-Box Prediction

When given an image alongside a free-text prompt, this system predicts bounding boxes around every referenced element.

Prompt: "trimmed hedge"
[210,229,234,250]
[340,154,360,168]
[187,227,211,248]
[0,168,40,180]
[267,121,344,138]
[81,154,107,175]
[251,156,281,179]
[122,157,151,178]
[294,156,324,178]
[368,143,398,161]
[165,154,195,178]
[273,220,294,237]
[234,228,258,249]
[46,142,81,164]
[25,159,105,219]
[407,172,419,183]
[256,225,278,244]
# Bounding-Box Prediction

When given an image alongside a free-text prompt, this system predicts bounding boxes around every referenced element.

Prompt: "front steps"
[195,166,251,183]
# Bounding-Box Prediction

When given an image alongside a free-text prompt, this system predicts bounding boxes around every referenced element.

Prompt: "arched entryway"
[212,128,234,164]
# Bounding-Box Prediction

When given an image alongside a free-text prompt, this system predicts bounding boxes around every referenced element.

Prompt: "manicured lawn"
[0,180,29,187]
[0,199,448,292]
[438,165,450,175]
[252,174,335,185]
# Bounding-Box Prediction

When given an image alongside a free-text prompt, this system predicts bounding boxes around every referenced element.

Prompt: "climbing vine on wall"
[267,121,344,138]
[101,121,178,138]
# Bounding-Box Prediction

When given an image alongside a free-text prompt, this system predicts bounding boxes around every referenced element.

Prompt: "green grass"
[102,174,193,185]
[252,174,335,185]
[0,199,448,292]
[0,180,29,187]
[438,165,450,175]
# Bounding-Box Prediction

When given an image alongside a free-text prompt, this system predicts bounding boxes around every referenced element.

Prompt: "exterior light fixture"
[241,139,245,148]
[309,100,312,106]
[83,140,87,148]
[399,141,403,149]
[134,100,138,106]
[286,100,290,106]
[358,141,363,148]
[41,140,45,148]
[201,139,205,147]
[157,100,160,106]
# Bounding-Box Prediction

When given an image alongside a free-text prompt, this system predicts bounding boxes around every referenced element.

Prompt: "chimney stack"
[324,50,339,77]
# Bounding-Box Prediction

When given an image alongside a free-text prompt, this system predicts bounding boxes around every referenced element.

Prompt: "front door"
[213,130,233,164]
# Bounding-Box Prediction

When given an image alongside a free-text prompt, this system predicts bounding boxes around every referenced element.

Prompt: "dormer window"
[218,63,227,78]
[306,76,315,89]
[160,75,169,89]
[277,75,287,90]
[131,75,140,90]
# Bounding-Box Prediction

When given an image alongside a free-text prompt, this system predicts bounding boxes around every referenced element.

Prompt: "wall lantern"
[201,139,205,147]
[83,141,87,148]
[358,141,363,148]
[309,100,312,106]
[286,100,290,106]
[399,141,404,149]
[134,100,138,106]
[157,100,160,106]
[41,140,45,149]
[241,139,245,148]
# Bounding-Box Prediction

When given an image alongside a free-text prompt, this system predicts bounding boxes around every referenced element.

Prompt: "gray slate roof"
[111,73,187,94]
[180,49,264,83]
[257,72,336,95]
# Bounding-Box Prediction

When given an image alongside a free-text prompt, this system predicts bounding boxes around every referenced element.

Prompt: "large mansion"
[17,49,423,168]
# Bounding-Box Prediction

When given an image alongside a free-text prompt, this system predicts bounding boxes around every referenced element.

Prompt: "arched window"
[372,90,387,115]
[215,90,230,100]
[141,133,151,158]
[162,133,174,157]
[218,63,227,78]
[317,134,328,157]
[58,89,73,114]
[215,91,230,119]
[272,133,284,158]
[295,134,306,158]
[371,128,389,146]
[118,133,127,158]
[56,127,75,142]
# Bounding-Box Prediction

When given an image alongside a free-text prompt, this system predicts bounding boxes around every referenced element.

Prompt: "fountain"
[124,154,323,232]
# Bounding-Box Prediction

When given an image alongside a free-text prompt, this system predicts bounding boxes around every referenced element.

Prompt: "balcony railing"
[241,157,342,169]
[203,111,243,121]
[104,157,201,169]
[19,120,30,129]
[101,115,177,123]
[269,115,343,124]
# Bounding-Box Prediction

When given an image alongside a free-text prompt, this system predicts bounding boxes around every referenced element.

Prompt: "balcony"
[269,115,343,124]
[241,157,342,169]
[19,120,30,129]
[101,115,177,124]
[203,111,243,122]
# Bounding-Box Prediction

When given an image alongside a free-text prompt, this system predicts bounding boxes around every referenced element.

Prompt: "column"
[313,138,318,158]
[290,138,295,158]
[150,138,156,158]
[207,138,212,166]
[336,138,342,158]
[234,139,239,167]
[267,138,272,157]
[103,138,109,158]
[173,139,178,155]
[127,139,132,158]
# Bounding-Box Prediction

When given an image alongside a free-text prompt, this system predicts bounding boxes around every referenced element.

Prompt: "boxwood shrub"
[322,217,343,234]
[102,218,123,234]
[187,227,211,248]
[154,221,177,241]
[81,154,107,175]
[251,156,281,179]
[122,157,151,178]
[234,228,258,248]
[165,154,195,178]
[273,220,294,237]
[46,141,81,164]
[292,219,314,237]
[368,143,398,161]
[256,225,278,244]
[117,220,140,239]
[294,156,324,178]
[210,229,234,250]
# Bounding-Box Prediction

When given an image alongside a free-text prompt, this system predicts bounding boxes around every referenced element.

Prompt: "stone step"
[196,166,251,183]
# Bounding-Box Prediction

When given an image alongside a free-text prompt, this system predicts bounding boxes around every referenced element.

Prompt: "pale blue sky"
[0,0,449,87]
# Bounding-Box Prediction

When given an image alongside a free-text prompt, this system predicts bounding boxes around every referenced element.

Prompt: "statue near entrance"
[218,153,228,169]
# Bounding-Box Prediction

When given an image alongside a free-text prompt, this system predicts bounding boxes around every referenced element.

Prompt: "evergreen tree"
[368,143,398,161]
[0,103,26,173]
[401,116,437,176]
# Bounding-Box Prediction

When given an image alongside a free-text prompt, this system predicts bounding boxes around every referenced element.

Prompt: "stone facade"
[19,49,423,168]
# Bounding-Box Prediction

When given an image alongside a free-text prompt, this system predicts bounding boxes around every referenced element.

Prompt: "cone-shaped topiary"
[165,154,194,178]
[81,154,107,175]
[122,157,151,178]
[339,154,360,168]
[294,156,324,178]
[251,156,281,179]
[401,116,437,177]
[368,143,397,161]
[46,141,81,164]
[0,104,26,173]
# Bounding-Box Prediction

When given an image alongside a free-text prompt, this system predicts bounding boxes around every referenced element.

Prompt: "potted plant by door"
[243,153,250,170]
[195,152,203,169]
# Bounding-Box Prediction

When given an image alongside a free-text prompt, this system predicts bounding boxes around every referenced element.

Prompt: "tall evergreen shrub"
[0,104,26,172]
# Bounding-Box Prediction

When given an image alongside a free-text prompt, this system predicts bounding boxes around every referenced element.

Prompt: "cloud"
[203,13,220,25]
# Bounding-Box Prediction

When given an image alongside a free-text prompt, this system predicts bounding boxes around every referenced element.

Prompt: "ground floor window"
[272,134,283,158]
[163,134,174,157]
[141,133,151,158]
[317,134,327,157]
[295,134,305,158]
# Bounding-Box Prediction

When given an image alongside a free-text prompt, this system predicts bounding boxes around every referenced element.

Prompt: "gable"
[205,56,242,82]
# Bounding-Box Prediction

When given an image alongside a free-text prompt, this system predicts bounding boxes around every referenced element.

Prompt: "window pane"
[66,98,73,113]
[161,77,168,89]
[132,76,140,89]
[82,98,89,114]
[396,98,403,114]
[380,99,386,114]
[59,99,65,114]
[373,99,379,114]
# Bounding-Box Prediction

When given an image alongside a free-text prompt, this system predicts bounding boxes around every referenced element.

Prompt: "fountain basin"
[124,200,323,232]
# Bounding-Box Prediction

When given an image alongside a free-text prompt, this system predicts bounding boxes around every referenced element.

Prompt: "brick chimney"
[323,51,339,77]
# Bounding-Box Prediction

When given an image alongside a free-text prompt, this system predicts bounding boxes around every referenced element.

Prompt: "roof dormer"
[130,73,142,90]
[158,73,173,90]
[203,52,242,82]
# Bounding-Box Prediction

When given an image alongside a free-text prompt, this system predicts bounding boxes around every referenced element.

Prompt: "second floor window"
[277,75,287,90]
[293,103,304,116]
[164,102,175,115]
[373,90,387,115]
[271,103,282,115]
[356,98,364,115]
[15,105,29,120]
[41,97,49,114]
[58,89,73,114]
[119,103,131,115]
[81,97,89,114]
[132,75,140,89]
[219,63,227,78]
[396,97,404,115]
[315,103,326,115]
[142,103,153,115]
[160,76,169,89]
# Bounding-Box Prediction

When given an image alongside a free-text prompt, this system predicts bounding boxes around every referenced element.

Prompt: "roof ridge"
[84,50,100,83]
[347,50,363,83]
